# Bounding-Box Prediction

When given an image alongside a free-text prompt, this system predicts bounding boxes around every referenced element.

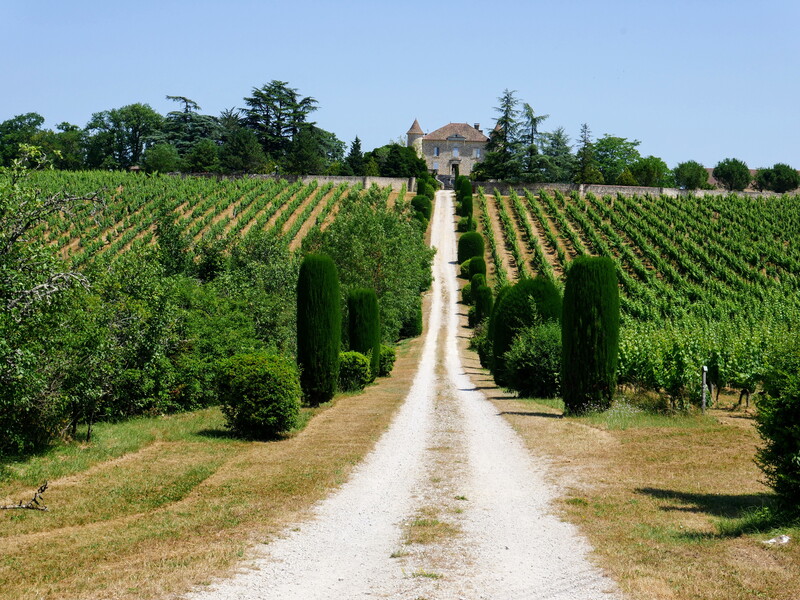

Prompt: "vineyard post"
[701,365,708,413]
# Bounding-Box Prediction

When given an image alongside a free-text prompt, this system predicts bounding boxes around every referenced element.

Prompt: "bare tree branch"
[0,481,48,511]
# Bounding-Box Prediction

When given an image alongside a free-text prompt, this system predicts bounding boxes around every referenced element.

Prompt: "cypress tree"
[492,276,562,387]
[296,253,341,405]
[348,287,381,381]
[561,256,620,414]
[457,231,484,264]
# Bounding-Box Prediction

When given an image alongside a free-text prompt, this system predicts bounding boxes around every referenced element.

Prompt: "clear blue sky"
[2,0,798,168]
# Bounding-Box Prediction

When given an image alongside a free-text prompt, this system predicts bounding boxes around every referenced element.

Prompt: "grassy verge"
[0,338,420,600]
[496,392,799,599]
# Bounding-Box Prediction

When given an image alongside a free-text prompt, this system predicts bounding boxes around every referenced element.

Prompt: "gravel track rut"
[187,190,618,600]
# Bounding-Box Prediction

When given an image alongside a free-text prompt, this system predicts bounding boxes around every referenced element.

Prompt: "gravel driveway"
[187,190,619,599]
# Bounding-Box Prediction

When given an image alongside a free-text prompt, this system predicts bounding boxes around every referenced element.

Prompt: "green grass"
[516,396,716,430]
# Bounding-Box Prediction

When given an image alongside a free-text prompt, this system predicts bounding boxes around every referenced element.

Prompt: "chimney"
[474,123,481,132]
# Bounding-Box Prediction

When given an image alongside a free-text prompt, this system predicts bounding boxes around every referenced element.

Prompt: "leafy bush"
[470,273,486,297]
[713,158,751,191]
[504,322,562,398]
[756,340,800,510]
[562,256,620,415]
[348,288,381,381]
[411,195,432,220]
[338,351,372,392]
[492,276,562,386]
[296,253,341,405]
[459,260,473,279]
[418,182,434,200]
[218,352,301,439]
[469,320,493,368]
[400,298,423,338]
[457,216,476,232]
[378,344,396,377]
[457,232,484,264]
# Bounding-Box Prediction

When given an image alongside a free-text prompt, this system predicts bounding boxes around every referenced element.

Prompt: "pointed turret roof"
[407,119,424,135]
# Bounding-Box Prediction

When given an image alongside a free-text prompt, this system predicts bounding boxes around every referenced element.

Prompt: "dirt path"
[186,191,618,600]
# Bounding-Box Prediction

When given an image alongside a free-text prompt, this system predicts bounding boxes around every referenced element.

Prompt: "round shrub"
[459,259,473,279]
[504,322,562,398]
[218,352,301,439]
[461,282,473,305]
[756,339,800,509]
[338,351,372,392]
[457,177,473,202]
[457,231,484,264]
[484,284,512,371]
[562,256,620,415]
[297,253,341,405]
[348,288,381,381]
[469,256,487,278]
[460,194,473,218]
[411,195,432,220]
[492,276,562,387]
[378,344,397,377]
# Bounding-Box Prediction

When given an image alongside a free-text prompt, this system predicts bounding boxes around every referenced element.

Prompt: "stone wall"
[473,180,788,199]
[245,174,414,191]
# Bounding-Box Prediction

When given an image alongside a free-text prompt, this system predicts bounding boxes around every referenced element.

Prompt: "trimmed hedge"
[411,195,432,221]
[472,284,494,327]
[561,256,619,414]
[296,253,341,405]
[348,288,381,381]
[492,276,562,387]
[469,256,487,278]
[218,352,301,438]
[457,231,484,264]
[338,351,372,392]
[461,282,473,305]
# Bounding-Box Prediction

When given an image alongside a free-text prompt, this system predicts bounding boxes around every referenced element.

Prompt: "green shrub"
[418,182,435,200]
[400,298,423,338]
[457,177,472,202]
[492,276,562,387]
[411,195,432,220]
[348,288,381,381]
[470,273,486,297]
[561,256,620,415]
[484,284,512,371]
[461,282,473,305]
[756,340,800,510]
[457,231,484,264]
[218,352,301,438]
[460,194,473,218]
[472,284,494,326]
[470,320,493,368]
[504,322,562,398]
[459,259,473,279]
[469,256,487,278]
[378,344,397,377]
[457,216,476,232]
[338,351,372,392]
[296,253,341,405]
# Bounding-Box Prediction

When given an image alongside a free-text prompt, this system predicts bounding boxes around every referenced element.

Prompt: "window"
[433,162,439,172]
[474,148,481,158]
[433,146,440,157]
[453,147,459,157]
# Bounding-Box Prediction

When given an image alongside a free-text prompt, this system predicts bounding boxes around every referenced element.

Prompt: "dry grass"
[403,506,460,546]
[462,343,800,599]
[0,337,423,600]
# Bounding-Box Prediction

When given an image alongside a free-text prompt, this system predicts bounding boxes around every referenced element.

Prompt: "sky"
[2,0,799,169]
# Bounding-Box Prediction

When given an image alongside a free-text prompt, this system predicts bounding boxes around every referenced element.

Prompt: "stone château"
[407,119,488,177]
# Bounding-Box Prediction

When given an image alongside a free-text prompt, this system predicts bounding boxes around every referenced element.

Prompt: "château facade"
[406,120,488,177]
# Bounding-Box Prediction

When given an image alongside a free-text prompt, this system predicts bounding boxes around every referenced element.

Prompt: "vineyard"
[29,172,408,264]
[475,187,800,402]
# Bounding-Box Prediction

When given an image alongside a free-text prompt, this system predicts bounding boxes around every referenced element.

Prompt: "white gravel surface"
[186,190,619,599]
